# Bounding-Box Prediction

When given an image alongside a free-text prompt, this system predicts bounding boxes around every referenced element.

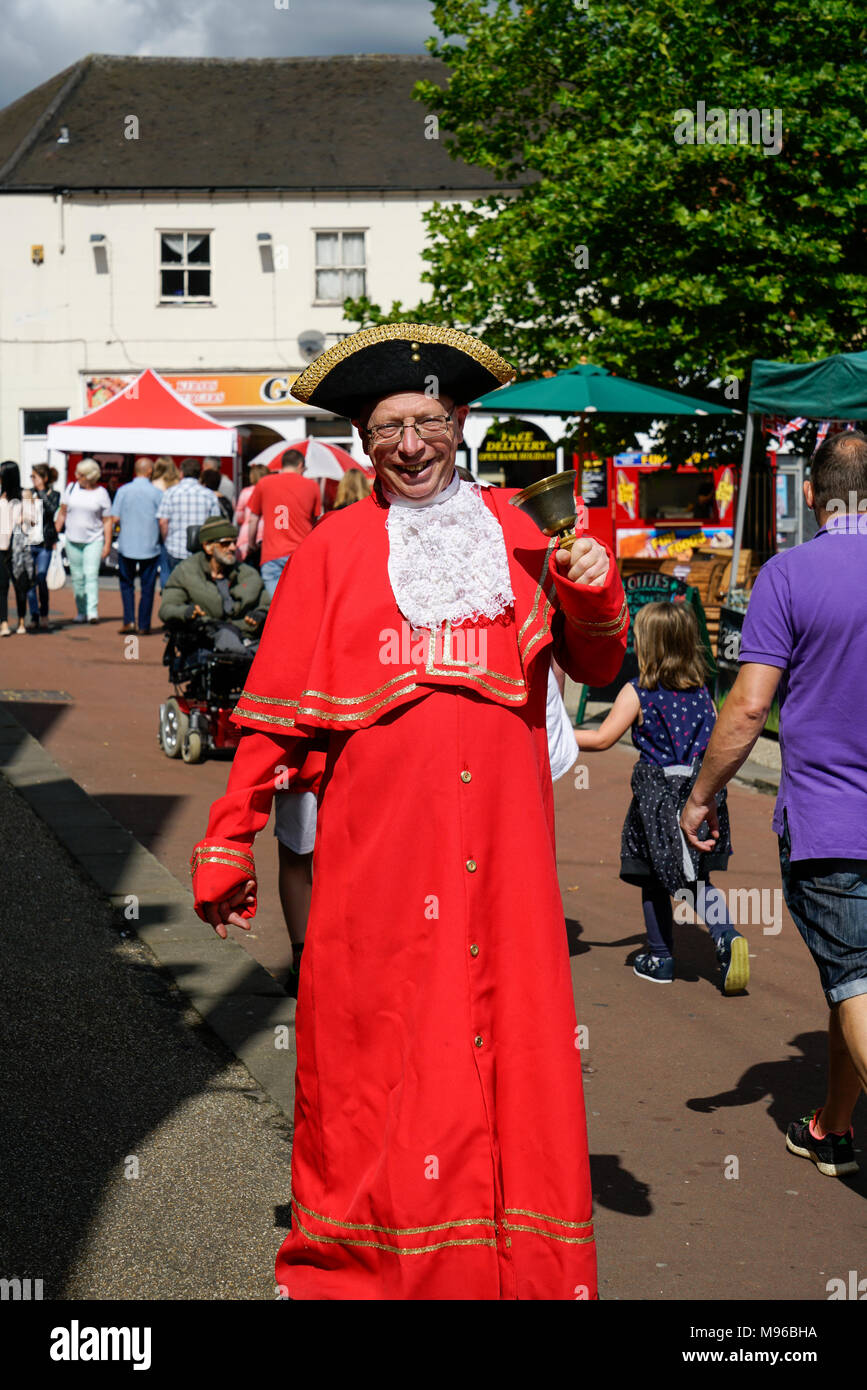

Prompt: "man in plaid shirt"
[158,458,222,570]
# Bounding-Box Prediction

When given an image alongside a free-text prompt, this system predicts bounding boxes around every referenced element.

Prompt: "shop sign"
[579,457,608,508]
[614,451,669,467]
[613,451,711,467]
[85,372,301,411]
[477,420,557,468]
[617,526,733,560]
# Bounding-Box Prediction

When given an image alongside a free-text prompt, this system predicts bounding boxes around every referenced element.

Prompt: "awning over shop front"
[47,368,237,456]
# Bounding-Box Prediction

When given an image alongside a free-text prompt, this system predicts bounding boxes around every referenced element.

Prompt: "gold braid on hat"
[291,323,515,403]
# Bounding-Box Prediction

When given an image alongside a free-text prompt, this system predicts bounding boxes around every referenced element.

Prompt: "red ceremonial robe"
[191,485,627,1300]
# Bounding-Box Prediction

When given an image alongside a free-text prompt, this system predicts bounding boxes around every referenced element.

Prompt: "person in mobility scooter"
[158,516,270,763]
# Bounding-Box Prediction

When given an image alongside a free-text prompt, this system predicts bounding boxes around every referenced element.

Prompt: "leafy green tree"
[345,0,867,455]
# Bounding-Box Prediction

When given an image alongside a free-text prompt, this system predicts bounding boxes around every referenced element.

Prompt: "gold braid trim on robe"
[231,487,626,736]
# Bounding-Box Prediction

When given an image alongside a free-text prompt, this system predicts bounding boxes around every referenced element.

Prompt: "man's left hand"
[243,614,259,628]
[681,793,720,851]
[554,537,609,587]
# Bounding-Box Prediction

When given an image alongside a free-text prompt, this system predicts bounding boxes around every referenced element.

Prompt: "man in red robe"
[191,325,628,1300]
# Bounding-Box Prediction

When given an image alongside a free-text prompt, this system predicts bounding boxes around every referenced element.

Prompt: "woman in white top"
[0,460,40,635]
[55,459,113,624]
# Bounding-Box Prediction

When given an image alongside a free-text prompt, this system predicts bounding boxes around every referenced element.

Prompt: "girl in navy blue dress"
[578,600,748,994]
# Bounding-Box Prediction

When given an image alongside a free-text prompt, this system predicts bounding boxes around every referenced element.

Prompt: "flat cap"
[199,517,239,546]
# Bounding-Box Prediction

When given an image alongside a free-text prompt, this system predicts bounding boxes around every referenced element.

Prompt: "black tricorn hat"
[290,323,515,418]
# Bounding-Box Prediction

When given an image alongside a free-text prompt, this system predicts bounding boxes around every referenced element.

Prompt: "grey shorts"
[779,813,867,1006]
[274,790,317,855]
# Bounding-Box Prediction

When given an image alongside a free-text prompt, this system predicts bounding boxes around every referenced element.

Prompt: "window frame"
[313,228,368,306]
[157,229,214,305]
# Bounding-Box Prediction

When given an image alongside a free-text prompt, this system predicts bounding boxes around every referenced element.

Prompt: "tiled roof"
[0,54,514,192]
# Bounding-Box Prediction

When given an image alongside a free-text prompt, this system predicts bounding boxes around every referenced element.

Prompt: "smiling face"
[355,391,469,503]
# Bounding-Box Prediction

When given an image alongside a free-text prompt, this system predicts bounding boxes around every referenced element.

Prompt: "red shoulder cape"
[232,486,625,736]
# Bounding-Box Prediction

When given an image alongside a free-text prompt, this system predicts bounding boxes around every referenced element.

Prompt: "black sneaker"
[716,928,750,994]
[633,951,674,984]
[786,1109,859,1177]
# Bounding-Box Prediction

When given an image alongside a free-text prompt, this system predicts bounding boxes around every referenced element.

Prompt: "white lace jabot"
[385,474,515,630]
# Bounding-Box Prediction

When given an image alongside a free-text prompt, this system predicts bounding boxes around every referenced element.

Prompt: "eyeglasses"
[365,409,455,446]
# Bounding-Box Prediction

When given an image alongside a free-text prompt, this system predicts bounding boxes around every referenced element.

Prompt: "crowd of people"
[0,448,373,636]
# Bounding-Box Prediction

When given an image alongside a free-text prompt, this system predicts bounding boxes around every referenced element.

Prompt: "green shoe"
[716,928,749,994]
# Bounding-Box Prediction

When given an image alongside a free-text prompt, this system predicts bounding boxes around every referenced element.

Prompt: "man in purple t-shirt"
[682,429,867,1181]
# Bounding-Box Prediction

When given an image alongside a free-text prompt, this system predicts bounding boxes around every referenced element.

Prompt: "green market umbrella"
[473,361,734,416]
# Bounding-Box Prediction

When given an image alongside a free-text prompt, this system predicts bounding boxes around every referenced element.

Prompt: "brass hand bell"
[509,470,587,550]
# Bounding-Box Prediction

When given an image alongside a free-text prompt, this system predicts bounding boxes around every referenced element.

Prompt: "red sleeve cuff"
[190,839,258,922]
[548,543,628,636]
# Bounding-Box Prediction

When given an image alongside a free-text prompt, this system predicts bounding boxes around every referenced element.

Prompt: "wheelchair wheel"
[160,697,189,759]
[181,730,204,764]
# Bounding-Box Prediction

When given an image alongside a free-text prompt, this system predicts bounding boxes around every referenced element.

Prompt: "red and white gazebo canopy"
[47,368,237,457]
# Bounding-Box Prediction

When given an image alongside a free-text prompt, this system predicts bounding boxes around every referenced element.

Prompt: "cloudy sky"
[0,0,439,110]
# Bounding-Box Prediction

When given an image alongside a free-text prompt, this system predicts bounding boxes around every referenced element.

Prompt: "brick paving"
[2,582,865,1300]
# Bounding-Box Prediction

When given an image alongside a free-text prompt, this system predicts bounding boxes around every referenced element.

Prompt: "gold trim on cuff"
[566,599,629,635]
[191,844,254,868]
[190,854,256,876]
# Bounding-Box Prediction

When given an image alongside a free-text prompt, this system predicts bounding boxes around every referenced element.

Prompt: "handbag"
[47,541,66,590]
[11,514,35,586]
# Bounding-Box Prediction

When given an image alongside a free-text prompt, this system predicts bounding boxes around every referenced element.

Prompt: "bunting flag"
[815,420,832,449]
[815,420,857,450]
[768,416,808,445]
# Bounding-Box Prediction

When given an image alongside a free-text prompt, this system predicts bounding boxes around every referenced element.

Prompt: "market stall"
[580,452,738,561]
[473,361,739,693]
[472,361,736,510]
[730,349,867,598]
[717,349,867,726]
[46,368,238,495]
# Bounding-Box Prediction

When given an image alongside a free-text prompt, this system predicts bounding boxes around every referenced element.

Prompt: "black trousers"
[0,547,28,623]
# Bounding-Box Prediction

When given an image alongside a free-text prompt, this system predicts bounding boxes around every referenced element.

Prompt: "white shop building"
[0,52,514,485]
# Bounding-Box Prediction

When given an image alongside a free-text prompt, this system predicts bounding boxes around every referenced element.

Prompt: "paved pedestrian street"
[2,585,865,1301]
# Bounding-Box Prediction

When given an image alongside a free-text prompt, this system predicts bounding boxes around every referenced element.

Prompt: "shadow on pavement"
[590,1154,653,1216]
[0,768,294,1298]
[0,699,72,743]
[567,916,644,957]
[96,793,186,849]
[686,1031,867,1195]
[565,916,590,957]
